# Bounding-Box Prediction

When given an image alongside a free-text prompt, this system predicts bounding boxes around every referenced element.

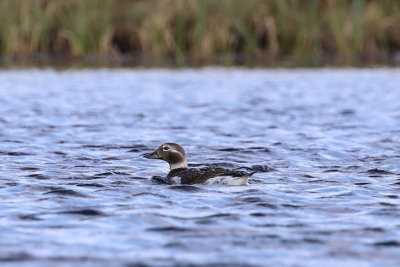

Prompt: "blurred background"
[0,0,399,67]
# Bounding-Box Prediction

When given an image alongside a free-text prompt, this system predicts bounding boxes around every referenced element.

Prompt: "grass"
[0,0,399,66]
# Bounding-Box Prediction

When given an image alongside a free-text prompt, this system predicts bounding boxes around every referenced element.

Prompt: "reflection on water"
[0,68,399,266]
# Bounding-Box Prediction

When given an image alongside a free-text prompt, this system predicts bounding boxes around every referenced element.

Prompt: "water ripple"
[0,68,399,266]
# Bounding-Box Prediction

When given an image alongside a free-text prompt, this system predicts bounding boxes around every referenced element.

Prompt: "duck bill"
[143,150,161,159]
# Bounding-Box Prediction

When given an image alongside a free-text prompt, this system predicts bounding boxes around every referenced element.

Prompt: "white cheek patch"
[171,176,182,184]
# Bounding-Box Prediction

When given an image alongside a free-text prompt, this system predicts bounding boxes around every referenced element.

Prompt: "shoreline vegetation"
[0,0,399,67]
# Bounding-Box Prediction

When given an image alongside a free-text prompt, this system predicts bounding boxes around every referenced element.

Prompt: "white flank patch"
[204,176,249,186]
[171,176,182,184]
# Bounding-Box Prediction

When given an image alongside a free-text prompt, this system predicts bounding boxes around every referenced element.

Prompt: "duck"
[144,143,256,186]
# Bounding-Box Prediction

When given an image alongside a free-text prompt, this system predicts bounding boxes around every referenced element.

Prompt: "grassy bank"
[0,0,399,67]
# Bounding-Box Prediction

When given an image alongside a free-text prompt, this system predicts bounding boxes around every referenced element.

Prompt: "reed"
[56,0,114,56]
[0,0,56,55]
[0,0,399,66]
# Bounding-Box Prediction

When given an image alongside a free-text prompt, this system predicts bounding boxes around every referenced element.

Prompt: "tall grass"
[0,0,56,55]
[0,0,399,66]
[57,0,114,56]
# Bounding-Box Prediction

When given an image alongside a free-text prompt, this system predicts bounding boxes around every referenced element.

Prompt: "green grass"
[0,0,399,66]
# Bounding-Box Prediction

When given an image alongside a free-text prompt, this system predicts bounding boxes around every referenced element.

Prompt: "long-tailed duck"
[144,143,256,186]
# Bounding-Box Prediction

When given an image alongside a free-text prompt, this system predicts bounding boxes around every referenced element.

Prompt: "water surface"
[0,68,399,266]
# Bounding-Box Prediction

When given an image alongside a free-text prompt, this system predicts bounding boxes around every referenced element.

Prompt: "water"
[0,68,399,266]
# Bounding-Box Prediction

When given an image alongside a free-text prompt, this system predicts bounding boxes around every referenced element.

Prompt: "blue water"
[0,68,399,266]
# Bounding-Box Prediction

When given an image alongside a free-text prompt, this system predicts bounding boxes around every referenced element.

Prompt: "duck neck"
[170,159,188,170]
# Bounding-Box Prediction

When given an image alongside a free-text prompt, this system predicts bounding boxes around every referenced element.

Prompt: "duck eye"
[162,146,170,151]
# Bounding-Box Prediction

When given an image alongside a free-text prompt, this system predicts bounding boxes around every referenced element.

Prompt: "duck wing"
[167,167,254,184]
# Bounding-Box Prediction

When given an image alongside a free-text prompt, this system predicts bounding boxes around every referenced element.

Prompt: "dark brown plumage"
[167,167,256,185]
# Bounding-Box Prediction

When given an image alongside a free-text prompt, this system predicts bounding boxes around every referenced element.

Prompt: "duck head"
[144,143,188,170]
